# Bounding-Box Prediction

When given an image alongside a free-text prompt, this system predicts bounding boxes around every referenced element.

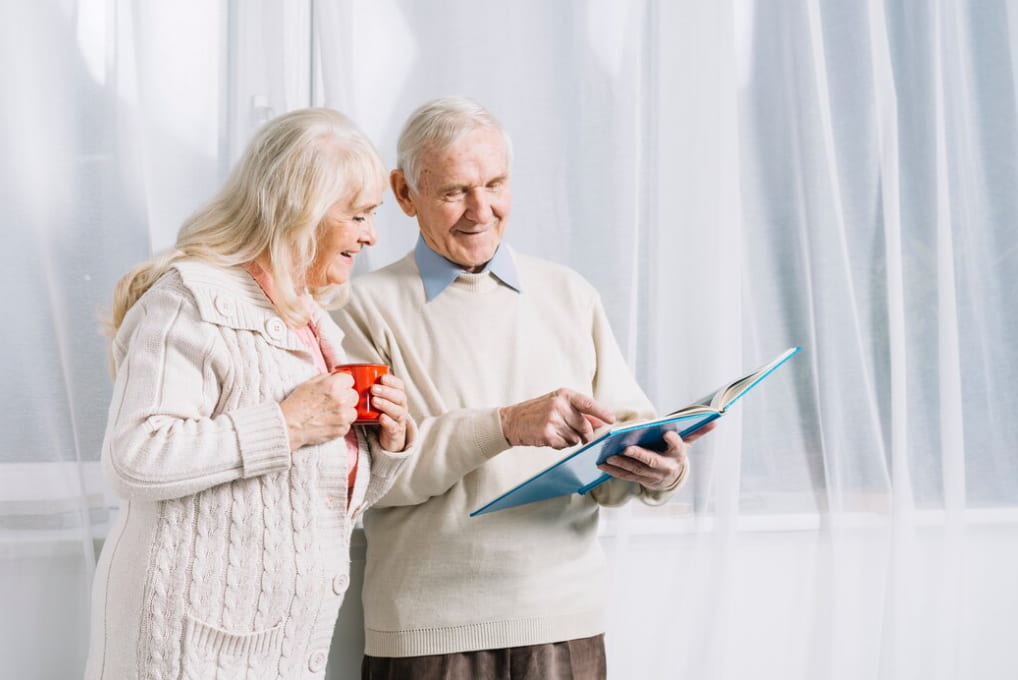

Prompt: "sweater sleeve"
[373,408,508,507]
[358,425,417,510]
[584,293,687,507]
[333,292,511,508]
[102,280,291,502]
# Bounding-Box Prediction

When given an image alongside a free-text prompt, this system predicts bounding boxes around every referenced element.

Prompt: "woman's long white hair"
[107,107,385,334]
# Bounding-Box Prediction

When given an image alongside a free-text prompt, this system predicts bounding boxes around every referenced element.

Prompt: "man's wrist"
[497,406,512,445]
[658,458,688,492]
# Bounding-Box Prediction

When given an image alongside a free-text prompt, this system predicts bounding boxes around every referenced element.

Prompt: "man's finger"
[620,446,658,467]
[566,392,615,426]
[682,420,718,444]
[556,406,595,443]
[597,462,639,482]
[662,431,684,451]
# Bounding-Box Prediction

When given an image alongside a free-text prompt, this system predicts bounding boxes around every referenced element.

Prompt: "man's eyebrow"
[438,174,509,193]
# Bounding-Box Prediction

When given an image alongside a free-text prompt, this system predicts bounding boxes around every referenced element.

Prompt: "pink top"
[244,262,359,499]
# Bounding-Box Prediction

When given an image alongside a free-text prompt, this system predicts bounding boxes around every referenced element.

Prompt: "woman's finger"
[378,373,405,391]
[369,396,406,421]
[371,384,405,407]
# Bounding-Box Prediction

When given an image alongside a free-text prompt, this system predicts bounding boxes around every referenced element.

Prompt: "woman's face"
[306,189,381,287]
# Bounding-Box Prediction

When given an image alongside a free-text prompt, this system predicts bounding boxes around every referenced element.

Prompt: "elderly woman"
[84,108,414,680]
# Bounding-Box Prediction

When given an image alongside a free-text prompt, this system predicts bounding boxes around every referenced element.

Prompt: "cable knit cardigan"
[84,261,413,680]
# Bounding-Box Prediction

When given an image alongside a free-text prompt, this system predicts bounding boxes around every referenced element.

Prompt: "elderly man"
[334,96,713,680]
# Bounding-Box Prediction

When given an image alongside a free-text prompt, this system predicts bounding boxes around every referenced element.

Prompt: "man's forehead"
[419,151,509,190]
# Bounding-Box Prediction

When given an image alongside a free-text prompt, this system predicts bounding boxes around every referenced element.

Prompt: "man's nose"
[465,189,493,223]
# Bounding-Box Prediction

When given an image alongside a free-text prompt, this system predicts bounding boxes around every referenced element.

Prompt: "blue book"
[470,346,801,517]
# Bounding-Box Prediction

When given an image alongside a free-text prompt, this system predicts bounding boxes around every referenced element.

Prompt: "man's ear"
[390,169,417,217]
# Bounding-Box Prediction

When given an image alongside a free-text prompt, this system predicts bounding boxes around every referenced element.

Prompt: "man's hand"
[499,388,616,449]
[597,421,717,490]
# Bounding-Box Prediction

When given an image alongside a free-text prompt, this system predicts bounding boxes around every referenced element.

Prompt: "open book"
[470,346,801,517]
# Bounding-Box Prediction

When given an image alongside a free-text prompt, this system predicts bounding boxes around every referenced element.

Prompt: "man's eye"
[353,216,366,222]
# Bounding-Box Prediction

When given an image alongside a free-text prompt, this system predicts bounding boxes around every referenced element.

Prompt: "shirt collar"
[414,235,521,301]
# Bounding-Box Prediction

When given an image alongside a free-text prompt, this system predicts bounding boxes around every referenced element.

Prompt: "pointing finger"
[562,408,597,444]
[566,392,615,426]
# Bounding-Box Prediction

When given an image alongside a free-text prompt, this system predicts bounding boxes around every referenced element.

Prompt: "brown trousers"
[361,634,607,680]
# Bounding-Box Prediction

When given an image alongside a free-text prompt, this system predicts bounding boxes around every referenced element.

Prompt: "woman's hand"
[279,372,359,451]
[369,373,411,451]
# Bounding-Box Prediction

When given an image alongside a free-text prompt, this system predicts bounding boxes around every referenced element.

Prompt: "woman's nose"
[360,218,377,246]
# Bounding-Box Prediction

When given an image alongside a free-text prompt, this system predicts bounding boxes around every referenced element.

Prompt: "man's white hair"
[396,96,513,192]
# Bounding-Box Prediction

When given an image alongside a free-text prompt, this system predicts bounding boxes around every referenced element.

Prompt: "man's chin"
[453,244,499,268]
[459,254,496,272]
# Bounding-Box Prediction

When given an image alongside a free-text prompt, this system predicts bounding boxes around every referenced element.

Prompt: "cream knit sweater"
[84,261,412,680]
[333,247,680,657]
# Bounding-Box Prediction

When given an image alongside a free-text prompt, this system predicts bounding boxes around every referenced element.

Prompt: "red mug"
[332,364,389,424]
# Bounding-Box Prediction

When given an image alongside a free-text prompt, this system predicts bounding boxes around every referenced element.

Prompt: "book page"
[714,347,800,411]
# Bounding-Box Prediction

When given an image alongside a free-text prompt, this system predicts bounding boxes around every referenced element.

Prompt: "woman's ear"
[389,169,417,217]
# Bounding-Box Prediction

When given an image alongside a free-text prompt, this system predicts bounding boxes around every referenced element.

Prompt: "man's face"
[392,126,511,273]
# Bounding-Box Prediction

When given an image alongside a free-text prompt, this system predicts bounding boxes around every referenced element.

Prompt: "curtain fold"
[2,3,123,677]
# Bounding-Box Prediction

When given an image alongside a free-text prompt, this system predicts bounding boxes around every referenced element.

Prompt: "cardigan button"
[308,649,327,673]
[332,572,349,595]
[214,294,235,317]
[265,317,286,340]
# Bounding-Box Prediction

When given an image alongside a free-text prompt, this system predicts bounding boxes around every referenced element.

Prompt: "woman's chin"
[307,265,352,288]
[326,266,353,286]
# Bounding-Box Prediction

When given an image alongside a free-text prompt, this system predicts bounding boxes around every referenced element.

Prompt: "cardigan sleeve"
[102,277,291,502]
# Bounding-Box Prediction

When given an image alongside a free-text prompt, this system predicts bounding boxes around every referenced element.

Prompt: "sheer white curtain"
[0,0,312,676]
[4,1,1017,679]
[3,2,133,677]
[314,4,1018,676]
[599,1,1018,678]
[285,1,1018,677]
